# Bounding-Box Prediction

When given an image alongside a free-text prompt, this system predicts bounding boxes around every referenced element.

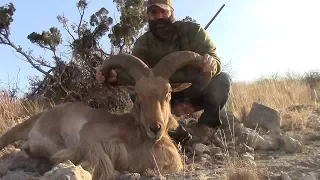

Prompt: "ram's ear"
[171,83,192,92]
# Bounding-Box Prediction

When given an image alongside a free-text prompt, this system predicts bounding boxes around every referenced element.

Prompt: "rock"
[207,144,222,155]
[301,172,318,180]
[303,131,320,141]
[266,156,274,160]
[118,173,141,180]
[195,166,205,170]
[281,135,303,153]
[194,155,208,163]
[198,154,211,163]
[212,135,225,149]
[220,109,242,135]
[1,170,37,180]
[192,143,210,155]
[280,171,292,180]
[182,175,192,180]
[204,109,243,141]
[306,114,320,130]
[256,134,280,150]
[202,153,211,160]
[185,124,213,145]
[40,160,92,180]
[239,127,280,150]
[213,153,227,161]
[245,102,281,133]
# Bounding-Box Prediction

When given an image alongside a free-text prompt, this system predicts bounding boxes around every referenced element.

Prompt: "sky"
[0,0,319,93]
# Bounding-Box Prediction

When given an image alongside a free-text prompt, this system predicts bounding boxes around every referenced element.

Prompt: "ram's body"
[11,102,180,179]
[0,51,212,180]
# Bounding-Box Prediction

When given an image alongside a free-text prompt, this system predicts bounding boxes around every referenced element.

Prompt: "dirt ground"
[0,108,319,180]
[160,130,320,180]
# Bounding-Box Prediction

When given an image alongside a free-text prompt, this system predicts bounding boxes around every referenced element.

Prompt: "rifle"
[204,4,225,30]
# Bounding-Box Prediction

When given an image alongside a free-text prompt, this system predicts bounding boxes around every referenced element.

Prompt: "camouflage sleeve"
[113,36,147,86]
[168,23,222,83]
[189,23,222,77]
[131,35,148,61]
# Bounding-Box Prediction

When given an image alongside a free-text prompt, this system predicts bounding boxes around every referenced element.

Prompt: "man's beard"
[148,15,176,42]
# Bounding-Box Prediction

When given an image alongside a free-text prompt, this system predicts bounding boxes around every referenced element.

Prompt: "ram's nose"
[150,124,162,134]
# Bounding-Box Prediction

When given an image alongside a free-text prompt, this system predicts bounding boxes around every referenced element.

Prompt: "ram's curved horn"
[99,54,151,83]
[152,51,213,86]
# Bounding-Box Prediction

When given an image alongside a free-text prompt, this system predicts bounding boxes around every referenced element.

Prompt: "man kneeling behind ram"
[0,51,212,180]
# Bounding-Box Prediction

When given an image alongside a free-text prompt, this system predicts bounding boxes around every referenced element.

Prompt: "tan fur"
[0,74,183,180]
[0,112,43,150]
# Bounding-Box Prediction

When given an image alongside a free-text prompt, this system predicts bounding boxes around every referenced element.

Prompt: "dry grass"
[217,115,267,180]
[281,109,314,130]
[0,90,48,135]
[228,75,319,130]
[229,78,314,113]
[0,91,25,134]
[225,157,266,180]
[220,72,319,179]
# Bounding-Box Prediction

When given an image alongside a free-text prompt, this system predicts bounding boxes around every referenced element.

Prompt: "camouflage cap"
[147,0,173,10]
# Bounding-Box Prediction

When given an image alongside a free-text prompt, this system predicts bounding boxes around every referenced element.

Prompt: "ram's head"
[99,51,212,141]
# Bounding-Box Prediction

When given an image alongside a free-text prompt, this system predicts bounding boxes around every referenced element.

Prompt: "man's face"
[148,6,172,21]
[147,5,175,41]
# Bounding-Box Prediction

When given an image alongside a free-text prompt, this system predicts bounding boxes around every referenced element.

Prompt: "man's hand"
[203,54,217,73]
[96,69,118,84]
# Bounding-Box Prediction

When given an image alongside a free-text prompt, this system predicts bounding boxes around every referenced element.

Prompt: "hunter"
[96,0,232,144]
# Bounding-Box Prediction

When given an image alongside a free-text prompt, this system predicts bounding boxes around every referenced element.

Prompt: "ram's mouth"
[146,130,162,142]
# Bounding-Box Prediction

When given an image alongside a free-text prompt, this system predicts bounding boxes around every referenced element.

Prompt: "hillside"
[0,72,319,180]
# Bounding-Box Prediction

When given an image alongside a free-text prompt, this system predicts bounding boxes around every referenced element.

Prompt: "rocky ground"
[0,102,319,180]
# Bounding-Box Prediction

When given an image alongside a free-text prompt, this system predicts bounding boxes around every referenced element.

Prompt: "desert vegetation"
[1,0,320,179]
[1,70,320,179]
[229,70,320,129]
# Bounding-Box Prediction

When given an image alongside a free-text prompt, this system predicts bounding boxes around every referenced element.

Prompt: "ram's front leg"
[80,138,131,180]
[155,135,184,173]
[81,141,122,180]
[51,144,119,180]
[83,155,120,180]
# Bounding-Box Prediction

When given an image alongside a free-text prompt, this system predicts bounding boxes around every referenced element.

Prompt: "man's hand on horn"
[96,70,118,84]
[203,54,218,73]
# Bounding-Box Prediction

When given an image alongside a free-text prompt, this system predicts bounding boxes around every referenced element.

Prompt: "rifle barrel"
[204,4,225,30]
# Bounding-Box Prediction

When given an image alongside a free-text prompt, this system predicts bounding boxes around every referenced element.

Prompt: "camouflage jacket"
[115,21,222,85]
